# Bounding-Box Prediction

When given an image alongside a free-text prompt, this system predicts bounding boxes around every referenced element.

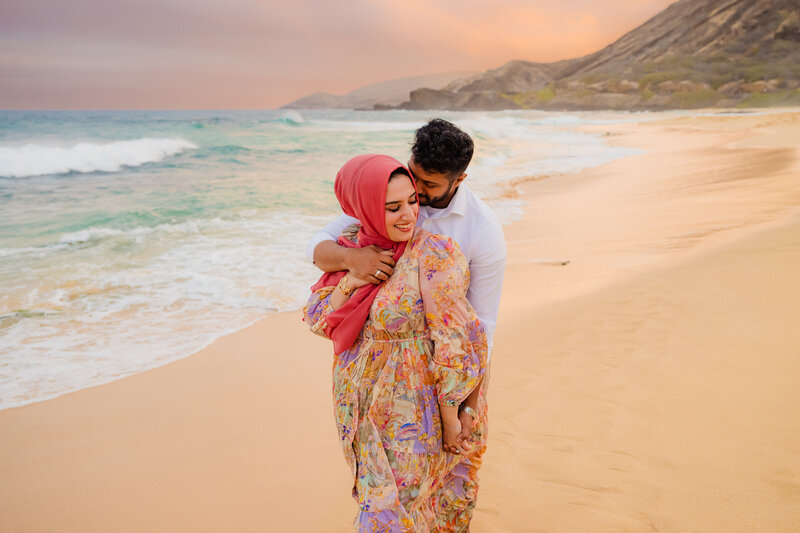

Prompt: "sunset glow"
[1,0,676,109]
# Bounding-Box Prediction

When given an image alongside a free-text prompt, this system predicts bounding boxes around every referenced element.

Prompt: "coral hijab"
[311,154,416,355]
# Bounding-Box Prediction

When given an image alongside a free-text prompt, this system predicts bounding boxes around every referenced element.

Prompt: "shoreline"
[0,108,654,413]
[2,111,799,531]
[0,108,651,413]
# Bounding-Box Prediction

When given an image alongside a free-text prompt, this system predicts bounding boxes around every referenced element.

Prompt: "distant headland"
[284,0,800,111]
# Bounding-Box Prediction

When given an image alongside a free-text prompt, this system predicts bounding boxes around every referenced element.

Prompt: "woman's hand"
[330,273,371,310]
[346,274,370,290]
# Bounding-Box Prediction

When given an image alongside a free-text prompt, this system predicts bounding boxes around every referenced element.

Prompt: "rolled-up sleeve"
[305,214,360,263]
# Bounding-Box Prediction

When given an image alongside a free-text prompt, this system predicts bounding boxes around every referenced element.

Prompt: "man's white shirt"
[306,184,507,358]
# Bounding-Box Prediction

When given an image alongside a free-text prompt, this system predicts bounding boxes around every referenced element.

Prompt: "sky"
[1,0,677,110]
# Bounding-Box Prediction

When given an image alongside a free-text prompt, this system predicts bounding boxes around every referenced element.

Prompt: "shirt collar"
[421,183,469,220]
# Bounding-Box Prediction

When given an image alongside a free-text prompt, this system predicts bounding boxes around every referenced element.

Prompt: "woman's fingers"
[443,437,461,454]
[347,274,370,289]
[457,436,472,453]
[443,437,472,455]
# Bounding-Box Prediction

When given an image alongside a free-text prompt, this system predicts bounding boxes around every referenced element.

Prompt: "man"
[307,118,506,353]
[306,118,506,529]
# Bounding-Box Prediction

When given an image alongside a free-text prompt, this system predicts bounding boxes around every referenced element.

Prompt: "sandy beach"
[2,111,800,532]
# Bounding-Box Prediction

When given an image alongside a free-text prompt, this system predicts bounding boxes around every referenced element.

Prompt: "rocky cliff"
[397,0,800,111]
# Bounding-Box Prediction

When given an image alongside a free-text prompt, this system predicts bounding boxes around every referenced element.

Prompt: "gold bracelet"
[336,274,353,296]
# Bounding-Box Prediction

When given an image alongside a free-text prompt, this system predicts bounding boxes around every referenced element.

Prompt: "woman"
[304,154,488,531]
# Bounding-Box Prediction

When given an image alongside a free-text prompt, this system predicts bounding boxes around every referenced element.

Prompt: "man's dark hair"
[411,118,474,178]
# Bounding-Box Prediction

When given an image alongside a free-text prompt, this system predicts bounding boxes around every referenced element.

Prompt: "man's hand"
[313,241,396,284]
[457,409,474,446]
[344,245,395,284]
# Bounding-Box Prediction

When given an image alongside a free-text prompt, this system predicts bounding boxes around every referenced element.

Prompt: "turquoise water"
[0,109,649,410]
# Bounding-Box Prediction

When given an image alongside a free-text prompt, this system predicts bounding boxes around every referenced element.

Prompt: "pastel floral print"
[305,229,488,532]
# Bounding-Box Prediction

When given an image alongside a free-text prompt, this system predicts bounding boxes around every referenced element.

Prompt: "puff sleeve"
[303,286,337,339]
[418,234,487,406]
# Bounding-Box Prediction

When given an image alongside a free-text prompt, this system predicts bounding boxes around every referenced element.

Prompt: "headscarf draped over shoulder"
[311,154,416,354]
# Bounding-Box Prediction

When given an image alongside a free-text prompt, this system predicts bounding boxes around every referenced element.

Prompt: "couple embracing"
[304,119,506,532]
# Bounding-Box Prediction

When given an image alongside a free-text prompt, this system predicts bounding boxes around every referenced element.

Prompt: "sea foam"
[0,209,330,411]
[1,108,657,411]
[0,138,197,178]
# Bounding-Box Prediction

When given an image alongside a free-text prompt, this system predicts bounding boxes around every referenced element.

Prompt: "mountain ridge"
[281,71,477,110]
[399,0,800,111]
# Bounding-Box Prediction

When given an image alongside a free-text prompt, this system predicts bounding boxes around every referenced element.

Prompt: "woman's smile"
[384,172,419,242]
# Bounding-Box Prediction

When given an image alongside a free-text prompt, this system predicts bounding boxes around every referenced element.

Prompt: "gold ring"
[375,270,382,278]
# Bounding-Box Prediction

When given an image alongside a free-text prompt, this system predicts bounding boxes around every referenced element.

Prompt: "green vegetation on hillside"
[634,48,800,91]
[738,89,800,108]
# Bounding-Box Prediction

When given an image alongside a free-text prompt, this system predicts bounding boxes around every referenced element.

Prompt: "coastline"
[0,109,646,412]
[2,111,799,531]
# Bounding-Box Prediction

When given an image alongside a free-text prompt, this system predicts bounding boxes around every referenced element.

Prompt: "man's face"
[407,158,465,209]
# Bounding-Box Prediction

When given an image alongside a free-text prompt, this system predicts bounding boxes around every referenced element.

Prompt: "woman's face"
[384,173,418,242]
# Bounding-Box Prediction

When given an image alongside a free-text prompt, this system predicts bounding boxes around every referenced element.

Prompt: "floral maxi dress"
[304,229,488,532]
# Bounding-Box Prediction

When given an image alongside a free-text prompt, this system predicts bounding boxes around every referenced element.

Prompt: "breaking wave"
[0,137,197,178]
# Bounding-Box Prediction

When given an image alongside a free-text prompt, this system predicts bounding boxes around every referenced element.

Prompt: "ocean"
[0,108,652,410]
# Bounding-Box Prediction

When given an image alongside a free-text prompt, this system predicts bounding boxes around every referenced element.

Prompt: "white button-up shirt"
[306,184,507,358]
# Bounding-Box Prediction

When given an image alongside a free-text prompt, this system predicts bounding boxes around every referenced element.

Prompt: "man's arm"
[307,214,396,284]
[305,214,356,262]
[466,224,507,356]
